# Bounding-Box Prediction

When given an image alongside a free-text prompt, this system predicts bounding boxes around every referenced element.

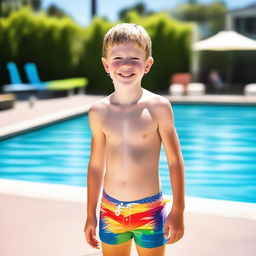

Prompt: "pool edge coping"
[0,178,255,221]
[1,97,256,140]
[166,95,256,105]
[0,104,90,140]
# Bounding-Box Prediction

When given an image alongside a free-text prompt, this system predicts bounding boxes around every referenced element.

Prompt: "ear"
[144,57,154,74]
[101,57,109,73]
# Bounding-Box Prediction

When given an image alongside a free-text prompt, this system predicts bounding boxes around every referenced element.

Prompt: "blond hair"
[102,23,152,59]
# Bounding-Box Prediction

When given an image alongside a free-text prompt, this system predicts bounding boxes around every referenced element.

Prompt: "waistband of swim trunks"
[102,190,163,205]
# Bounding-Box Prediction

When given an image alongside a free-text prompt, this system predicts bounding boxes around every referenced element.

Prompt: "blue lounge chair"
[24,63,88,92]
[3,62,45,92]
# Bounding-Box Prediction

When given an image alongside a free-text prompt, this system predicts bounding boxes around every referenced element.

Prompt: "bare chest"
[102,107,158,145]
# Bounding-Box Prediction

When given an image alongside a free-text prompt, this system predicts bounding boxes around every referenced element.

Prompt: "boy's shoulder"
[88,97,108,110]
[144,90,172,114]
[87,97,114,129]
[145,90,171,105]
[145,91,173,122]
[88,96,109,118]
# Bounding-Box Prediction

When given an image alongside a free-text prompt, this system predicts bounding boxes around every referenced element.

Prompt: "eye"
[113,57,122,60]
[131,57,139,60]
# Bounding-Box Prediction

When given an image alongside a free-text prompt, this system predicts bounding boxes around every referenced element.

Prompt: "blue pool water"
[0,104,256,203]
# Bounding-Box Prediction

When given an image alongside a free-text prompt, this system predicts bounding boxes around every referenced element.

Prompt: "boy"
[84,23,185,256]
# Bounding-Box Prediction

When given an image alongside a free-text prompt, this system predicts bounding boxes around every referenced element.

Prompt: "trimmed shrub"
[76,18,114,94]
[0,7,84,85]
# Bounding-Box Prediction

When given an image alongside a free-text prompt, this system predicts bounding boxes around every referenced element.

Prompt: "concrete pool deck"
[0,93,256,256]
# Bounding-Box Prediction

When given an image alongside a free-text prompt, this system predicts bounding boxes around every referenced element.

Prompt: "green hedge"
[0,7,84,84]
[0,8,192,94]
[76,17,114,94]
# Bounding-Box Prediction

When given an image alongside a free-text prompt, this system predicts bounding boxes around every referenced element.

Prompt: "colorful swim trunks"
[99,190,168,248]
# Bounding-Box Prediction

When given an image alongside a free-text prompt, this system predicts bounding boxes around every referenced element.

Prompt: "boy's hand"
[84,216,100,249]
[164,210,184,244]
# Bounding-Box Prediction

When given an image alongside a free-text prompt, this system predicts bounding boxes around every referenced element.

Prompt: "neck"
[111,86,144,106]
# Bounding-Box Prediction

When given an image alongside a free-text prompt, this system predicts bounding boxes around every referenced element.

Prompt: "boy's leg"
[135,244,165,256]
[101,240,132,256]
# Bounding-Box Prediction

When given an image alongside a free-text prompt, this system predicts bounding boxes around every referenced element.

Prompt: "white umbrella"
[192,31,256,87]
[193,31,256,51]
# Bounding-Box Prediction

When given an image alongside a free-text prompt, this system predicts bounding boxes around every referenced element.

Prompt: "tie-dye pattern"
[99,190,168,248]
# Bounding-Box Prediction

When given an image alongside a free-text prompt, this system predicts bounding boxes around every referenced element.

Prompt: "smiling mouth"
[117,73,135,78]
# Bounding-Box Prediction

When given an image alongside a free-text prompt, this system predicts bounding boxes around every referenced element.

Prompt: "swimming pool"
[0,104,256,203]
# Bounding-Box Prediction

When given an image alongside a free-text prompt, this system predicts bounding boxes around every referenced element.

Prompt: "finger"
[175,230,184,243]
[167,232,177,244]
[85,228,99,248]
[169,230,184,244]
[87,237,99,249]
[90,229,100,248]
[91,228,100,243]
[91,235,100,246]
[164,226,170,240]
[164,225,174,244]
[87,239,98,248]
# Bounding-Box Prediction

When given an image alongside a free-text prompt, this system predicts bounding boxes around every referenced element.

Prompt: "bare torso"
[98,89,163,201]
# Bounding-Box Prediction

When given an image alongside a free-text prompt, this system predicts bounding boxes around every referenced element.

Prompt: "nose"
[118,60,134,72]
[120,59,134,67]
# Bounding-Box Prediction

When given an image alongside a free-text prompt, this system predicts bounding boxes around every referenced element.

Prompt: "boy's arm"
[154,97,185,244]
[84,104,106,249]
[87,104,106,217]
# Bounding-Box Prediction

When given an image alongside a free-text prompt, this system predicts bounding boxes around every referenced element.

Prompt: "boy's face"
[102,42,153,88]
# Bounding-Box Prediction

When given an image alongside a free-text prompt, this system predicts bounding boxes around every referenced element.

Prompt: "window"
[244,17,256,34]
[234,17,242,32]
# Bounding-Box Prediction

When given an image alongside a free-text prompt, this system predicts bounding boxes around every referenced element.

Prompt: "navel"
[142,134,147,139]
[121,180,127,186]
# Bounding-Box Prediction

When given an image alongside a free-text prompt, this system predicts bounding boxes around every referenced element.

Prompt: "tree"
[47,4,67,18]
[1,0,20,17]
[171,2,227,38]
[188,0,198,4]
[118,2,153,20]
[21,0,41,11]
[0,0,41,17]
[31,0,41,11]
